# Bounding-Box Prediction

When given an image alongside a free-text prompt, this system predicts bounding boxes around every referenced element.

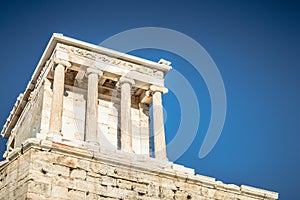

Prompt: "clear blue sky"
[0,0,299,199]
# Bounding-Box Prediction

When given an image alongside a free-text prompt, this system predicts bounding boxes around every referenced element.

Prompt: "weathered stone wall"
[13,83,44,148]
[97,99,150,155]
[0,138,278,200]
[0,146,31,199]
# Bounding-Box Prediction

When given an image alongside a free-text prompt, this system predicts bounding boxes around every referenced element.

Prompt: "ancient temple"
[0,34,278,199]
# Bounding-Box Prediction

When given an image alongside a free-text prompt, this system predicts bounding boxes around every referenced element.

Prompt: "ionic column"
[85,68,103,145]
[150,85,168,160]
[119,77,135,153]
[49,61,71,136]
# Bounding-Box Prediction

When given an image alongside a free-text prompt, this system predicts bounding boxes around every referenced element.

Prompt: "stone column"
[85,68,103,145]
[119,77,135,153]
[49,61,71,136]
[150,85,168,160]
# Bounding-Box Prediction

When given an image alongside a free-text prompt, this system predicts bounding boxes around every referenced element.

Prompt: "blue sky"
[0,0,299,199]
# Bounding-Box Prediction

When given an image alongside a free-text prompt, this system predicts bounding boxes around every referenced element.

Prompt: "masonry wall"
[0,139,278,200]
[13,83,44,148]
[0,147,31,199]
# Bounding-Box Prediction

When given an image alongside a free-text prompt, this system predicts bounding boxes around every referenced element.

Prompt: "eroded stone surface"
[0,140,278,199]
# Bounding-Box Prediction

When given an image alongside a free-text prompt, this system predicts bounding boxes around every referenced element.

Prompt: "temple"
[0,34,278,199]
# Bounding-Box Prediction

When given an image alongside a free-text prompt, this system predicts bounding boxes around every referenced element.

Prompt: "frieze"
[56,43,164,79]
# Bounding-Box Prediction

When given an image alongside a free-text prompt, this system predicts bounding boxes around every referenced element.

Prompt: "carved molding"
[86,68,103,77]
[53,58,72,69]
[119,76,135,86]
[56,43,164,79]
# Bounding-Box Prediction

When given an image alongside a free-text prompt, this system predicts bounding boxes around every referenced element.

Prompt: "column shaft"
[85,69,101,144]
[152,90,167,160]
[120,78,134,152]
[49,64,65,135]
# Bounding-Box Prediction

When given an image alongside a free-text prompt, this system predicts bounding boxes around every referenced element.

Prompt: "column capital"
[150,85,168,94]
[119,76,135,86]
[86,68,103,77]
[53,58,72,69]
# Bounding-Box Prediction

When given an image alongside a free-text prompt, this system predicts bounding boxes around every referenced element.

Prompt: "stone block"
[68,189,86,199]
[158,186,175,199]
[52,164,70,177]
[117,179,133,190]
[241,185,279,199]
[106,185,132,199]
[214,190,227,199]
[54,175,75,189]
[14,182,29,199]
[86,175,100,183]
[31,160,53,174]
[132,182,148,195]
[74,179,92,191]
[101,176,116,186]
[172,163,195,175]
[202,187,216,198]
[26,192,49,200]
[55,154,78,168]
[90,162,107,175]
[70,169,86,180]
[28,181,51,197]
[87,171,102,179]
[52,185,68,198]
[77,159,90,170]
[86,192,102,200]
[160,177,177,190]
[28,170,52,184]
